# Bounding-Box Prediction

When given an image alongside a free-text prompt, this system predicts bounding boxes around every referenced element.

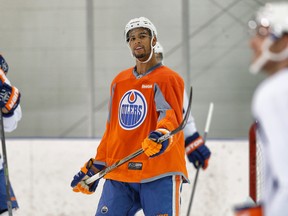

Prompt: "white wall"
[0,0,267,138]
[4,139,250,216]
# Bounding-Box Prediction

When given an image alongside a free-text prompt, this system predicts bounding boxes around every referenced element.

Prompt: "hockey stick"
[0,111,13,216]
[186,102,214,216]
[85,86,193,185]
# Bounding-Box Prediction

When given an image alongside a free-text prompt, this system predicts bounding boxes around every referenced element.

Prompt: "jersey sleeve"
[153,79,184,152]
[0,71,22,132]
[3,105,22,132]
[154,84,178,131]
[94,83,116,166]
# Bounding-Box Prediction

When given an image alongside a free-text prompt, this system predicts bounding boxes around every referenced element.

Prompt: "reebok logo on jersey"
[118,90,147,130]
[128,162,143,170]
[142,84,152,89]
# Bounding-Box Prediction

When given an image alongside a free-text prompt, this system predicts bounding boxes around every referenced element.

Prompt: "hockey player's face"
[250,26,288,73]
[128,28,152,60]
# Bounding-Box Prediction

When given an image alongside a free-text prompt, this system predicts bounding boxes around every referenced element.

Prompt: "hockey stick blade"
[85,86,193,185]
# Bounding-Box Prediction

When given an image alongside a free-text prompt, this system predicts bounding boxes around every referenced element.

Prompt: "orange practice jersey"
[95,64,188,183]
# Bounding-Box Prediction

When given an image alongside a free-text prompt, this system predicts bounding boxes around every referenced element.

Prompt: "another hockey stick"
[85,86,193,185]
[186,102,214,216]
[0,111,13,216]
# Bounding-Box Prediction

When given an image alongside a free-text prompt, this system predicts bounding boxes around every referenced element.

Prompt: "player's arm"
[142,84,181,157]
[71,84,119,194]
[70,106,110,194]
[183,89,211,169]
[2,105,22,132]
[0,55,22,132]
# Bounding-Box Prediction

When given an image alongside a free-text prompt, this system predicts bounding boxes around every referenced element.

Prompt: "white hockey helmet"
[154,42,164,54]
[124,17,157,43]
[249,2,288,74]
[250,2,288,38]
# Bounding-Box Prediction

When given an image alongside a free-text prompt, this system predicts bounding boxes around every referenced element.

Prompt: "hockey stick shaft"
[85,87,193,185]
[203,102,214,141]
[186,102,214,216]
[0,112,13,216]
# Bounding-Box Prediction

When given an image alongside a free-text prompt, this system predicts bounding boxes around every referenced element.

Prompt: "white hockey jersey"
[252,68,288,216]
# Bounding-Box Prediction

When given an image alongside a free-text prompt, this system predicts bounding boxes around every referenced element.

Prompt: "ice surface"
[5,139,249,216]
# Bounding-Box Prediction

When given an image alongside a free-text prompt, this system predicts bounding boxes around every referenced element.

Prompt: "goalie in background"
[0,54,22,215]
[235,2,288,216]
[71,17,211,215]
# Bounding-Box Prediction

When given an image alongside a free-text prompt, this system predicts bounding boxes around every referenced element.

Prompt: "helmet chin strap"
[250,36,288,74]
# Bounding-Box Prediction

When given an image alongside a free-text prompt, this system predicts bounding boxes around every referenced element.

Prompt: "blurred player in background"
[0,55,22,215]
[235,2,288,216]
[154,41,211,171]
[71,17,210,215]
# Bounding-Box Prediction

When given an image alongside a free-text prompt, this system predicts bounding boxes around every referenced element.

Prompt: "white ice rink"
[5,139,249,216]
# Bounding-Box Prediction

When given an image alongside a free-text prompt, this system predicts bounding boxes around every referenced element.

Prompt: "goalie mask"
[248,2,288,74]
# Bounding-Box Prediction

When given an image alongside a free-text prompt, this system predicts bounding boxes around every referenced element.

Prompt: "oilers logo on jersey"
[118,89,147,130]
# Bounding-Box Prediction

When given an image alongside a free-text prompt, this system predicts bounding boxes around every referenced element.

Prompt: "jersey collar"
[133,63,163,79]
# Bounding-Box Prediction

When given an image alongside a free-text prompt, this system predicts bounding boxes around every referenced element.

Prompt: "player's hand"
[185,132,211,169]
[142,128,171,157]
[71,158,104,194]
[0,55,9,74]
[0,82,21,117]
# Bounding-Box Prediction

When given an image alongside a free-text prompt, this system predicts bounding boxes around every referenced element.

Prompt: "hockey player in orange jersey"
[71,17,211,216]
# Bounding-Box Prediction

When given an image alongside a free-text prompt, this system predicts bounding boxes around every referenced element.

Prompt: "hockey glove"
[185,132,211,169]
[0,82,21,117]
[71,158,104,195]
[142,128,171,157]
[0,55,9,74]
